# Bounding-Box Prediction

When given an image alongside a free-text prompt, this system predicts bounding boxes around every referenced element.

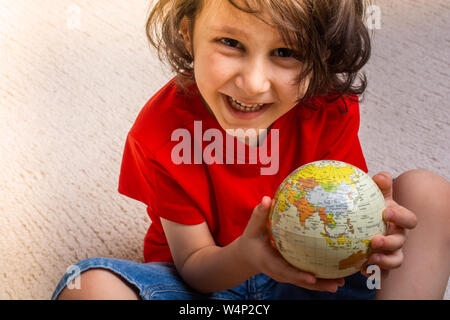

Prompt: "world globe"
[269,160,386,279]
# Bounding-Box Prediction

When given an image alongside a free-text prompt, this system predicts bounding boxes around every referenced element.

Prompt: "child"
[52,0,450,300]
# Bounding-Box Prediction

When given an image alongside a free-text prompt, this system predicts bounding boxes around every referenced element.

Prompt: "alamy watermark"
[65,264,81,290]
[65,3,379,31]
[66,4,82,30]
[366,264,382,290]
[171,121,280,175]
[366,5,382,30]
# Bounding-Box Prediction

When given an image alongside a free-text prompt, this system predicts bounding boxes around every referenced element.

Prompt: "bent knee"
[394,169,449,195]
[393,169,450,222]
[57,268,140,300]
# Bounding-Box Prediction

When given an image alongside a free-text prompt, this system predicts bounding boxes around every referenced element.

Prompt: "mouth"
[222,94,272,120]
[227,95,266,112]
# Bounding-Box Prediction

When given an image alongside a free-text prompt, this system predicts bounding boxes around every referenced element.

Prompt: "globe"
[269,160,386,279]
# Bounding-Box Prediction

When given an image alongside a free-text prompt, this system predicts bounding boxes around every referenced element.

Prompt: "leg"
[57,268,141,300]
[376,169,450,299]
[51,258,208,300]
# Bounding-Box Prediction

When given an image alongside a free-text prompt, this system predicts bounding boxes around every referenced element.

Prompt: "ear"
[179,16,192,55]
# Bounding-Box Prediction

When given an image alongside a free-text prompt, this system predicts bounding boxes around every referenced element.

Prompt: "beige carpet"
[0,0,448,299]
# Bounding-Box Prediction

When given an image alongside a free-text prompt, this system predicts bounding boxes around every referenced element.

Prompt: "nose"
[235,56,271,97]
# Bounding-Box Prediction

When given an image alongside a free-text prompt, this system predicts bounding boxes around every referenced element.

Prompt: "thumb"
[246,196,272,236]
[372,171,393,201]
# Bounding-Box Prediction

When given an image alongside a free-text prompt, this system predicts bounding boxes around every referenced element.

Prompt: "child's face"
[182,0,309,132]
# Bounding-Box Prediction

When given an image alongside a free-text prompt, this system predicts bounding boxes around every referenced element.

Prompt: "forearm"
[178,236,258,293]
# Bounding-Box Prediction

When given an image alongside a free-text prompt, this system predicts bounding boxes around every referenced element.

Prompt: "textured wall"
[359,0,450,179]
[0,0,448,299]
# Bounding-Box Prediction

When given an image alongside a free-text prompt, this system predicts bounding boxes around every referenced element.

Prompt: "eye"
[274,48,299,59]
[219,37,241,49]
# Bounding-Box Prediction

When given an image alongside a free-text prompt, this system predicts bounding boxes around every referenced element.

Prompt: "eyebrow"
[211,25,249,39]
[211,24,288,46]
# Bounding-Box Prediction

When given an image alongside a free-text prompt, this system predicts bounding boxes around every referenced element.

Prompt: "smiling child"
[52,0,450,300]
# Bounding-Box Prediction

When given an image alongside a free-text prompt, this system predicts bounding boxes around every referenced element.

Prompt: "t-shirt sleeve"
[118,133,205,225]
[316,97,368,173]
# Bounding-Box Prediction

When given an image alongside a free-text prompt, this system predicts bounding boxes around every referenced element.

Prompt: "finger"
[298,278,345,293]
[262,196,272,210]
[371,233,405,252]
[386,221,405,235]
[265,250,317,285]
[384,206,418,230]
[372,172,393,201]
[266,250,345,293]
[369,249,404,270]
[247,196,272,235]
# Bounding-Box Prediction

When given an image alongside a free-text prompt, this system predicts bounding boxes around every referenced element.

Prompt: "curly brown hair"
[146,0,372,105]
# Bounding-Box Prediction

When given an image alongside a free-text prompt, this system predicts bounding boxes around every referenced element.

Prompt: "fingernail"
[373,254,381,263]
[385,209,394,220]
[306,276,316,284]
[262,196,271,206]
[376,238,384,248]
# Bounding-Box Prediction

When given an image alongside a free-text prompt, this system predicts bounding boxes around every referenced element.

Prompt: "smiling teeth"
[228,96,264,112]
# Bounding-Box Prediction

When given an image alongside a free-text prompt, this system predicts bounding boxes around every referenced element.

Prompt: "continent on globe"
[269,160,386,279]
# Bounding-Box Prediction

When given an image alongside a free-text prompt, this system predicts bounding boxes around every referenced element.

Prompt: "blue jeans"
[51,257,375,300]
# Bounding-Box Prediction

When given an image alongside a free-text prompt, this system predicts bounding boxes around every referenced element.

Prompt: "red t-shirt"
[118,78,368,263]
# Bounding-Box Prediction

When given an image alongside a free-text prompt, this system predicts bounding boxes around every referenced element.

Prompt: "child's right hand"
[238,196,346,293]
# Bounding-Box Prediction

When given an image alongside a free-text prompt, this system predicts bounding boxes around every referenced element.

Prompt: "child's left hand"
[361,172,418,276]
